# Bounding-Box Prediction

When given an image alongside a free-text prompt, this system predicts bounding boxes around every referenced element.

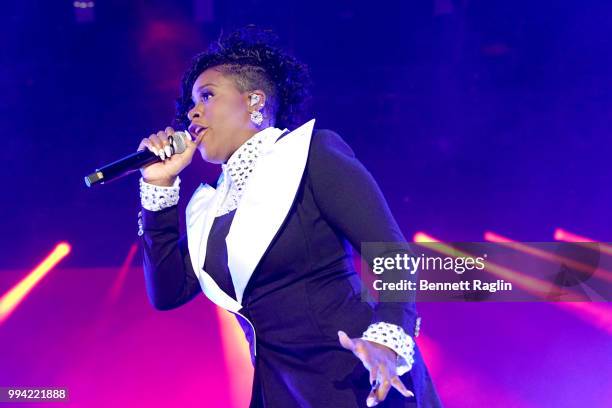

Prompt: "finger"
[338,333,370,363]
[375,366,392,402]
[149,134,164,151]
[376,379,391,404]
[165,128,176,156]
[193,129,205,146]
[156,131,171,160]
[156,130,170,146]
[369,366,378,387]
[138,138,151,152]
[181,129,198,151]
[187,128,204,150]
[140,136,160,156]
[164,144,173,158]
[367,364,387,407]
[390,376,414,398]
[337,331,355,352]
[366,387,379,407]
[150,134,168,160]
[353,339,371,363]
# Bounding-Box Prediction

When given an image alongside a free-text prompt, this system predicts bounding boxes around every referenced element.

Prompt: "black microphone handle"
[84,131,189,187]
[85,149,160,187]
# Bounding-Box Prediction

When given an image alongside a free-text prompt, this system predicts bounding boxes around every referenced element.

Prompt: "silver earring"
[249,94,261,106]
[250,110,264,126]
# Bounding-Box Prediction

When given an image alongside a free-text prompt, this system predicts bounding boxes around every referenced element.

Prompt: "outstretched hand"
[338,330,413,407]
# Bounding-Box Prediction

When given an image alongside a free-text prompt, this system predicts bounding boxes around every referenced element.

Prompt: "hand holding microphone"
[137,127,203,187]
[84,127,204,187]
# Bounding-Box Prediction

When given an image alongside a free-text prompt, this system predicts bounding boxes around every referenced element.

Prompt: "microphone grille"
[172,131,189,154]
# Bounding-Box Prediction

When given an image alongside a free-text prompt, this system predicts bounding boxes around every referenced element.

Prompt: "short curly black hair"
[175,26,311,130]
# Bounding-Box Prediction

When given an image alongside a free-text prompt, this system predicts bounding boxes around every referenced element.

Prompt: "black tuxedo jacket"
[141,121,442,407]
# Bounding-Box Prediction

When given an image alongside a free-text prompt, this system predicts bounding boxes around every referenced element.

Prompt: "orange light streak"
[484,231,612,283]
[554,228,612,257]
[106,242,139,304]
[215,307,254,408]
[555,301,612,334]
[413,232,440,243]
[414,232,612,333]
[414,234,560,298]
[0,242,71,325]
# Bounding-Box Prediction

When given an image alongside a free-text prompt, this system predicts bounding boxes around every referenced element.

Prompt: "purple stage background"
[2,1,611,407]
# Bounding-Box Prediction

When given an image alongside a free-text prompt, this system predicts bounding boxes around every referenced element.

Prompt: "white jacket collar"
[217,126,286,217]
[186,119,316,310]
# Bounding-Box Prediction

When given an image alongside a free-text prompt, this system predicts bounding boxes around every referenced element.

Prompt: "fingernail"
[160,150,166,160]
[366,397,377,407]
[164,145,172,157]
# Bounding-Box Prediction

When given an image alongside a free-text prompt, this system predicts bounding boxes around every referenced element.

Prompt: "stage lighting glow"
[73,1,95,8]
[417,232,612,333]
[106,242,139,304]
[556,301,612,335]
[215,308,254,407]
[554,228,612,257]
[0,242,71,325]
[484,231,612,283]
[413,232,586,300]
[413,232,440,243]
[554,228,594,242]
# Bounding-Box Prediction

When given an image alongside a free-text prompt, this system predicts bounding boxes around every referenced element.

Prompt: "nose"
[187,103,203,121]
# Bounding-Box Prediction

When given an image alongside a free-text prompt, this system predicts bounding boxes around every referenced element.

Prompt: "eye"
[200,91,213,102]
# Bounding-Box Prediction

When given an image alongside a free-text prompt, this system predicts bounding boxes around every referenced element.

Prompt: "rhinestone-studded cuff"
[139,177,180,211]
[362,321,416,376]
[137,211,144,237]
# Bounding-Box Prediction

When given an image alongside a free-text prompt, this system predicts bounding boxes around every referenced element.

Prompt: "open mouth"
[188,124,208,139]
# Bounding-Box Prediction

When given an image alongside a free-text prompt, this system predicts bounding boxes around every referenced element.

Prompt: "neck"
[223,126,270,164]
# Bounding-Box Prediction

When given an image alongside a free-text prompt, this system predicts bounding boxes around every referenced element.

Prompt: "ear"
[246,90,266,112]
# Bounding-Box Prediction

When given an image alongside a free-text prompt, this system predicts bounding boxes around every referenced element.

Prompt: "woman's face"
[187,67,262,163]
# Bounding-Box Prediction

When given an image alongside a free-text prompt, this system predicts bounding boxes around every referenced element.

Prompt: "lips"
[188,123,207,138]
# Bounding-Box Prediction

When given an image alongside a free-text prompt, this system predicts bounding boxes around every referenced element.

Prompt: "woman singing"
[137,28,441,407]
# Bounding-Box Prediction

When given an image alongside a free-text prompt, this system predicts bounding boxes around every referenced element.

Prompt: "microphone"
[84,131,190,187]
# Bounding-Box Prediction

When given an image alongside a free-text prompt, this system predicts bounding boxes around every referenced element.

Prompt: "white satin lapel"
[226,119,316,304]
[186,180,242,313]
[186,183,216,281]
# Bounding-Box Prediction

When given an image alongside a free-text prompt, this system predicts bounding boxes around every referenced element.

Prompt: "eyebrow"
[195,83,217,92]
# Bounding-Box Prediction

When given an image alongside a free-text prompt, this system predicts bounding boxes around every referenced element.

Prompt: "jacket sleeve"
[140,205,201,310]
[307,129,419,337]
